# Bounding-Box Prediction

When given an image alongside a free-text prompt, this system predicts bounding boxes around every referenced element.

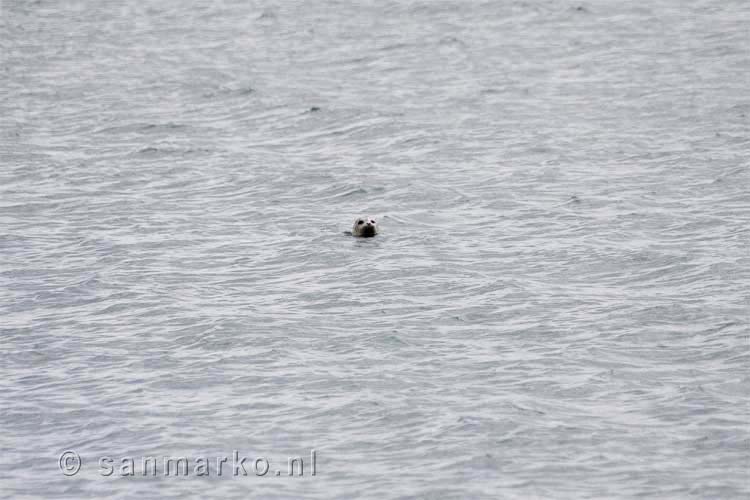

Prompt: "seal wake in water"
[351,217,378,237]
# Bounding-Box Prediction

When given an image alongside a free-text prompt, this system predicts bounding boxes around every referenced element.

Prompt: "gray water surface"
[1,1,749,498]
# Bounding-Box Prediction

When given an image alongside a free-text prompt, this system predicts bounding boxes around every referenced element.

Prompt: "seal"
[352,216,378,237]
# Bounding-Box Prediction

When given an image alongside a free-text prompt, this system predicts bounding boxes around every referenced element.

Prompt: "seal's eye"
[357,220,364,225]
[370,220,375,224]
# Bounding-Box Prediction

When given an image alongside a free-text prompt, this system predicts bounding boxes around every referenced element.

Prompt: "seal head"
[352,216,378,237]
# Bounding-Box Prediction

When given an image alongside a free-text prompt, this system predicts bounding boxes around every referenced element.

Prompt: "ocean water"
[1,0,748,498]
